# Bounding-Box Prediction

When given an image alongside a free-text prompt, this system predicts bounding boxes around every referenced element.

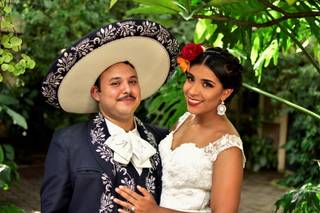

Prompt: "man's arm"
[40,131,72,213]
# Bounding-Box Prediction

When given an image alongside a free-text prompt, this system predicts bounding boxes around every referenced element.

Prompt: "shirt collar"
[104,117,139,136]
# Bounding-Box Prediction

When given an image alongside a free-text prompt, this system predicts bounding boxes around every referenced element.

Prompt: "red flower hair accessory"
[177,43,204,73]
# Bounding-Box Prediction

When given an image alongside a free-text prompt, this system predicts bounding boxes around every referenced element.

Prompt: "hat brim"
[42,19,179,113]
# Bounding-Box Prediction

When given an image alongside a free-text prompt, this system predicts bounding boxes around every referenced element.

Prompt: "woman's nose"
[188,82,200,95]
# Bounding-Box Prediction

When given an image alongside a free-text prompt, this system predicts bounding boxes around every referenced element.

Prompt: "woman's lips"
[187,97,202,107]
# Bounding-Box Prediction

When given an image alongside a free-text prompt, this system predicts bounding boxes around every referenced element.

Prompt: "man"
[40,19,178,213]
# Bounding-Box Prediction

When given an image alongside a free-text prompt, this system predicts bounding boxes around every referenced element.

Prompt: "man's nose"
[122,82,131,93]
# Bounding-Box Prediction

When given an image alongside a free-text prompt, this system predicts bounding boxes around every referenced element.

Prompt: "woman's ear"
[90,86,100,101]
[221,88,233,101]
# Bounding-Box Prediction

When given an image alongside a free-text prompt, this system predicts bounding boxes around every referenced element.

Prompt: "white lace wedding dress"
[159,112,246,212]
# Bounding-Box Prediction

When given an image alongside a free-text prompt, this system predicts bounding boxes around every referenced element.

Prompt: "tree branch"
[193,11,320,28]
[257,0,289,16]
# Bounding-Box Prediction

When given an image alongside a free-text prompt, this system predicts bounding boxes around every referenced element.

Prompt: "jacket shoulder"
[51,122,89,147]
[145,124,169,143]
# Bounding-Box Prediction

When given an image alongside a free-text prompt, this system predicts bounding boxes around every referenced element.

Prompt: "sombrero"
[41,19,179,113]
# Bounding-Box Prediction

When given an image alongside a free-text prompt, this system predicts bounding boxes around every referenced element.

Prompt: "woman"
[114,43,246,213]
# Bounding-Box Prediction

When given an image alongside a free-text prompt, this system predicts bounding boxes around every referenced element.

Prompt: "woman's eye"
[203,82,213,88]
[186,74,193,81]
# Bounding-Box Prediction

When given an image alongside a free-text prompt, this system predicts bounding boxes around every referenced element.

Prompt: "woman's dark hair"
[190,47,243,102]
[94,61,135,90]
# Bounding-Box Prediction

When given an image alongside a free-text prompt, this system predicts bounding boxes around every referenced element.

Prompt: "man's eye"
[110,82,120,86]
[129,80,137,84]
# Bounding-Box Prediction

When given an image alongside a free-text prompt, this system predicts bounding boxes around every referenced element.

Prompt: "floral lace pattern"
[90,113,160,212]
[41,20,179,109]
[159,112,246,212]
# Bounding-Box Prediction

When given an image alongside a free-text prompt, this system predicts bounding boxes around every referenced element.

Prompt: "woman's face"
[183,64,232,115]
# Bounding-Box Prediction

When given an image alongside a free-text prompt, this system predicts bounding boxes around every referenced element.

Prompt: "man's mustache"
[117,94,136,101]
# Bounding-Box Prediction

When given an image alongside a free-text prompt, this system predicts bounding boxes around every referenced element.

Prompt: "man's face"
[91,62,141,122]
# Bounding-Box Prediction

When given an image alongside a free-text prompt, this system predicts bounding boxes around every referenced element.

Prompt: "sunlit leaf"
[194,19,216,43]
[0,95,19,105]
[3,145,15,161]
[286,0,297,5]
[109,0,118,9]
[131,0,182,13]
[0,146,4,163]
[3,106,27,129]
[127,5,177,15]
[250,36,260,63]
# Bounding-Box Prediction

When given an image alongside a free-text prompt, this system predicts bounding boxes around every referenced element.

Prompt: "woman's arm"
[211,147,244,213]
[113,186,183,213]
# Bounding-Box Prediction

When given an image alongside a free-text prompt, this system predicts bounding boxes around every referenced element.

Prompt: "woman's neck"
[192,111,226,127]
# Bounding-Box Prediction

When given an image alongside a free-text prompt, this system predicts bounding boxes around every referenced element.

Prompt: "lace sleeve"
[204,134,246,168]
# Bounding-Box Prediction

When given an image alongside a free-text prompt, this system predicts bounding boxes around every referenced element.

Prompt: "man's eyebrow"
[109,77,121,81]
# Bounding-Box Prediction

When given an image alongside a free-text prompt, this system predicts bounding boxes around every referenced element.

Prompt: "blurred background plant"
[0,0,35,211]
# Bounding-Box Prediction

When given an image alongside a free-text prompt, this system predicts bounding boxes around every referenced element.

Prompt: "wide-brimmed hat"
[41,19,179,113]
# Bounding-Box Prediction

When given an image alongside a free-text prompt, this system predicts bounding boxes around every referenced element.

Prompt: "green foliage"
[0,144,19,191]
[13,0,129,130]
[0,203,24,213]
[274,182,320,213]
[145,71,186,128]
[257,52,320,187]
[244,135,277,172]
[0,0,36,129]
[123,0,320,121]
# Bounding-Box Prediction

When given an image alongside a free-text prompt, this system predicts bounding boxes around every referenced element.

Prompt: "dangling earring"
[217,100,226,116]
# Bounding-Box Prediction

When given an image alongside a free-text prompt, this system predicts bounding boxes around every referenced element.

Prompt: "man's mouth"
[117,94,136,102]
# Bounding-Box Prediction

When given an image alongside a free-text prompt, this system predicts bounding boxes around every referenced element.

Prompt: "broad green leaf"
[250,36,260,63]
[194,19,216,44]
[0,95,19,105]
[1,63,9,71]
[253,39,278,81]
[264,40,278,67]
[10,36,22,47]
[0,203,24,213]
[3,145,15,161]
[132,0,183,13]
[0,146,4,163]
[127,6,177,15]
[0,19,13,30]
[109,0,118,9]
[3,106,27,129]
[7,64,15,73]
[286,0,297,5]
[0,164,11,187]
[3,52,13,63]
[3,6,12,14]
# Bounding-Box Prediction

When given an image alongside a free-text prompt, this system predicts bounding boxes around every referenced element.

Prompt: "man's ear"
[222,88,233,101]
[90,86,100,101]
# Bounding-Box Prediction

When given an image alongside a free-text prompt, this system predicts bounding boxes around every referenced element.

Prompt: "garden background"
[0,0,319,212]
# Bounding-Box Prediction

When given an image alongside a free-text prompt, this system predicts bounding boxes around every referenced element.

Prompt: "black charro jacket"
[41,114,168,213]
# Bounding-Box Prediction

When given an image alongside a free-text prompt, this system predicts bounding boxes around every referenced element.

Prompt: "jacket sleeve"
[40,130,72,213]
